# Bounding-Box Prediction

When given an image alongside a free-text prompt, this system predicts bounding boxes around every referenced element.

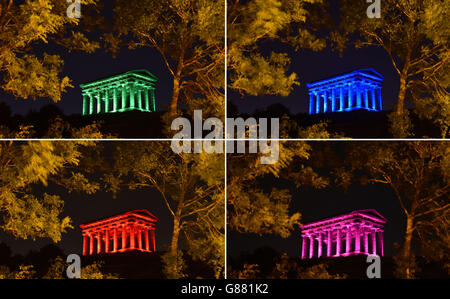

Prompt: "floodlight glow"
[300,209,387,259]
[306,69,384,114]
[80,69,158,115]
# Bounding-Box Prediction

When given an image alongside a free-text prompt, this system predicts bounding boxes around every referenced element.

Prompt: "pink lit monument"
[80,210,158,255]
[300,209,387,259]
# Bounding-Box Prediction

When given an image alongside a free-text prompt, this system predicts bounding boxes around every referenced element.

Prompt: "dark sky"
[0,187,173,257]
[228,142,406,258]
[1,42,173,116]
[230,46,401,115]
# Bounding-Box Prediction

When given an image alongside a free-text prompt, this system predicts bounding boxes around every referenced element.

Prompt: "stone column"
[377,87,382,110]
[129,83,135,109]
[364,87,369,109]
[105,229,109,253]
[309,235,314,258]
[309,93,314,114]
[137,229,142,249]
[315,93,320,114]
[113,88,118,112]
[345,228,351,255]
[364,229,369,254]
[82,235,87,255]
[122,227,127,250]
[323,91,328,113]
[89,95,94,115]
[318,233,323,258]
[137,89,142,110]
[104,91,109,113]
[145,229,150,251]
[97,93,101,114]
[372,230,377,255]
[331,88,336,112]
[326,230,332,257]
[145,89,150,111]
[113,228,118,252]
[96,232,102,254]
[339,86,344,111]
[336,230,341,256]
[89,234,94,255]
[130,226,135,249]
[348,84,353,109]
[355,226,361,253]
[113,87,117,112]
[378,231,384,256]
[371,88,376,110]
[121,85,127,110]
[301,236,307,259]
[82,94,87,115]
[150,230,156,252]
[356,83,362,108]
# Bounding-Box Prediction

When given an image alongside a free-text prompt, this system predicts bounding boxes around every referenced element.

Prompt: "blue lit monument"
[306,69,384,114]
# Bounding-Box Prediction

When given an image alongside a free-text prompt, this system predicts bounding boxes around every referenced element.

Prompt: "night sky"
[230,46,402,116]
[1,39,174,116]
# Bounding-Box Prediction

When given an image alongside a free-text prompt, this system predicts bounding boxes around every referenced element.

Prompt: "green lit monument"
[80,69,158,115]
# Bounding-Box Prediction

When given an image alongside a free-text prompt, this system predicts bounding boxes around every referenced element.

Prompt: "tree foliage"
[337,0,450,137]
[228,0,326,97]
[0,0,101,102]
[227,141,328,238]
[108,0,225,118]
[0,139,100,242]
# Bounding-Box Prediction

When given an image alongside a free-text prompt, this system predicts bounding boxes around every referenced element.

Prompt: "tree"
[108,0,225,118]
[338,0,449,137]
[0,0,100,102]
[228,0,326,98]
[0,138,101,243]
[227,140,328,238]
[338,142,450,278]
[110,142,224,278]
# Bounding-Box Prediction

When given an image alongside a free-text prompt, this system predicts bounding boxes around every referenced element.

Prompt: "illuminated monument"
[80,210,158,255]
[307,69,384,114]
[80,69,158,115]
[300,209,387,259]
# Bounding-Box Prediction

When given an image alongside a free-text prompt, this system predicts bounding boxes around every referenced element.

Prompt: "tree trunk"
[402,215,414,278]
[397,73,408,115]
[170,216,181,256]
[169,76,181,117]
[396,49,412,115]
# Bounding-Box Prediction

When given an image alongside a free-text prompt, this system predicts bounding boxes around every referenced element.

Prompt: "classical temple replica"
[300,209,387,259]
[306,69,384,114]
[80,209,158,255]
[80,69,158,115]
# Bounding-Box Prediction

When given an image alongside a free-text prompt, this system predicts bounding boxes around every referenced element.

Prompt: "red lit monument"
[300,209,387,259]
[80,209,158,255]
